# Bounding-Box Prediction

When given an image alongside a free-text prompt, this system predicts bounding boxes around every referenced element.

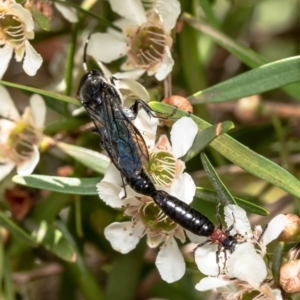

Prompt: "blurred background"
[1,0,300,299]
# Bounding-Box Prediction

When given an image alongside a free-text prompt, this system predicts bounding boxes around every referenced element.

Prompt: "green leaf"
[182,121,234,162]
[13,175,100,195]
[272,242,284,285]
[32,6,51,31]
[183,13,300,100]
[57,220,105,300]
[0,212,36,247]
[201,153,237,205]
[189,56,300,104]
[195,188,269,216]
[30,193,72,222]
[149,102,300,198]
[32,221,76,262]
[0,81,78,105]
[44,118,85,135]
[57,142,110,174]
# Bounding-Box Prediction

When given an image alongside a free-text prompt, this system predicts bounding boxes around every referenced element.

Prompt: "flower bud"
[162,95,193,127]
[280,260,300,293]
[234,95,261,123]
[277,214,300,242]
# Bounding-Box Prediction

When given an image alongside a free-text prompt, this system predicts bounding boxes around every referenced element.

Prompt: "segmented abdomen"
[152,190,215,236]
[125,169,156,196]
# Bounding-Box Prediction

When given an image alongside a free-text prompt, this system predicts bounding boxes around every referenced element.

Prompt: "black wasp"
[77,37,239,254]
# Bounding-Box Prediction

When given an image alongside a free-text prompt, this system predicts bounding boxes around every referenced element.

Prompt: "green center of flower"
[7,122,39,164]
[146,150,177,186]
[130,25,166,68]
[141,201,177,232]
[0,13,25,47]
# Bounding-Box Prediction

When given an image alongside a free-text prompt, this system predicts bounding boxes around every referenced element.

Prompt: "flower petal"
[17,145,40,175]
[195,244,219,276]
[104,221,145,254]
[88,32,127,63]
[132,113,158,147]
[114,69,145,81]
[10,2,34,31]
[169,173,195,204]
[146,232,165,248]
[0,162,15,181]
[54,2,78,23]
[227,242,267,289]
[0,45,13,79]
[29,94,46,128]
[185,230,208,244]
[97,181,125,208]
[116,78,150,101]
[155,0,181,32]
[155,237,185,283]
[195,277,231,291]
[224,205,252,236]
[170,116,198,158]
[174,226,186,243]
[23,41,43,76]
[109,0,147,25]
[0,85,20,120]
[154,47,174,81]
[261,214,287,246]
[102,163,123,186]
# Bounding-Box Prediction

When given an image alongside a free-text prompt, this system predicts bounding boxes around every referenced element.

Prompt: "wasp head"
[77,69,107,107]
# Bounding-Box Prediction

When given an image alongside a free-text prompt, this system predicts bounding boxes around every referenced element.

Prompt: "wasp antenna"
[83,33,92,73]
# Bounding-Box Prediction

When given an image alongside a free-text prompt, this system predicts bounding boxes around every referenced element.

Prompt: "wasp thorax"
[141,201,177,232]
[128,24,167,68]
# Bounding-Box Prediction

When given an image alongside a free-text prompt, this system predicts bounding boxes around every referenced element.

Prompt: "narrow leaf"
[13,175,100,195]
[201,152,237,205]
[0,81,78,105]
[32,6,51,31]
[57,142,110,174]
[32,221,77,262]
[182,121,234,162]
[0,212,36,246]
[183,13,300,100]
[149,102,300,198]
[195,188,269,216]
[189,56,300,104]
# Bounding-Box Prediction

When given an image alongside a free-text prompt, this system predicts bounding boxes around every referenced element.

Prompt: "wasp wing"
[83,85,149,177]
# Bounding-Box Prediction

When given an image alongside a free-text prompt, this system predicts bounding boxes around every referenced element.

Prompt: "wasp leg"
[215,203,224,230]
[121,175,128,200]
[257,224,268,244]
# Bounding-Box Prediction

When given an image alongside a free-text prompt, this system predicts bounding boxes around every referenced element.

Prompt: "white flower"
[87,0,181,81]
[98,166,192,283]
[146,116,198,187]
[0,85,46,180]
[0,0,43,78]
[194,205,287,299]
[54,1,78,23]
[97,117,198,283]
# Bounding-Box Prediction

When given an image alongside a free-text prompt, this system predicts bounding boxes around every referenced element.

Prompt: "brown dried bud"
[278,214,300,242]
[280,260,300,293]
[162,95,193,127]
[4,186,34,221]
[163,95,193,113]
